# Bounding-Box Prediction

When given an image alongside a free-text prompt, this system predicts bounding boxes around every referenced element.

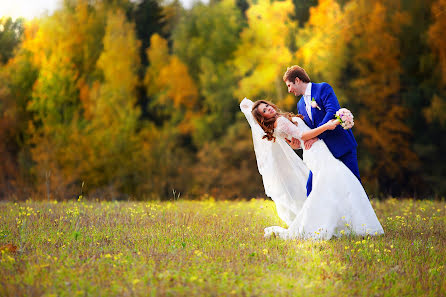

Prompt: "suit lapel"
[298,97,314,128]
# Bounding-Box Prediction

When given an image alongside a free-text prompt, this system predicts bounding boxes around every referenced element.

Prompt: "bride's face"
[258,103,276,119]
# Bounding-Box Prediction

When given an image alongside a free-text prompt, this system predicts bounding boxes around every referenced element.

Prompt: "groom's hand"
[286,137,301,150]
[304,138,318,150]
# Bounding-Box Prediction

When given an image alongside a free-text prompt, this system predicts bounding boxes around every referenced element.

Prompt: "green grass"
[0,198,445,296]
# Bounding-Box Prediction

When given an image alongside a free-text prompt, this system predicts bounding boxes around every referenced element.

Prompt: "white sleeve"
[276,116,303,139]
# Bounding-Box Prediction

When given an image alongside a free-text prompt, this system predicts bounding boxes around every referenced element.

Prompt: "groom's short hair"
[283,65,311,83]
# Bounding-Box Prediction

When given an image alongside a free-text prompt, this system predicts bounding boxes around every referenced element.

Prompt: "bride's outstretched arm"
[301,119,340,141]
[276,117,340,142]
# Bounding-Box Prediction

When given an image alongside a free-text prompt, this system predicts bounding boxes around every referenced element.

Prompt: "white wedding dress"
[240,98,384,240]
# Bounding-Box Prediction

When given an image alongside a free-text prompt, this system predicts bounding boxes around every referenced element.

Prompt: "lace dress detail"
[240,100,384,240]
[263,116,384,240]
[274,116,304,141]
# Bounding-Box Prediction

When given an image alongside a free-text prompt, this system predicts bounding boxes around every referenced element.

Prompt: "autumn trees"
[0,0,444,199]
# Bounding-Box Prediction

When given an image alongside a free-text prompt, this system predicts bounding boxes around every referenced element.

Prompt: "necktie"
[305,94,312,121]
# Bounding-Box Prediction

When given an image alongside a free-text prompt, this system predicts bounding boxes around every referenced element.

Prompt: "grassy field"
[0,197,445,296]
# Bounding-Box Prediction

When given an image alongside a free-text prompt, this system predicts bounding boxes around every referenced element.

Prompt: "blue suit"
[298,83,360,195]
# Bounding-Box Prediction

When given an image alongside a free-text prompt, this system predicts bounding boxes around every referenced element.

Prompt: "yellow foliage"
[92,9,141,127]
[178,110,203,134]
[423,94,446,126]
[20,20,42,67]
[160,56,198,108]
[233,0,295,100]
[295,0,345,85]
[145,34,198,110]
[22,0,104,72]
[146,34,170,72]
[97,10,140,98]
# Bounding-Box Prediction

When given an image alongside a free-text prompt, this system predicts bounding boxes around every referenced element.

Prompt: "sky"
[0,0,204,20]
[0,0,61,20]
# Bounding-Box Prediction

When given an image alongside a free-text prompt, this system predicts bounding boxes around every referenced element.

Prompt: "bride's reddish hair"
[251,100,303,142]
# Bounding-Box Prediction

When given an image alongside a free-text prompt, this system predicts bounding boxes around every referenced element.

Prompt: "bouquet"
[335,108,354,130]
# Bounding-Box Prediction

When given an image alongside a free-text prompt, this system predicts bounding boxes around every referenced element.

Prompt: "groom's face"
[286,79,300,96]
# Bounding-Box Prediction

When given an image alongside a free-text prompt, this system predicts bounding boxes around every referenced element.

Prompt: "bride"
[240,98,384,240]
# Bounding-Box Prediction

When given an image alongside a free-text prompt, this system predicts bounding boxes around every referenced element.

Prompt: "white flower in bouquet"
[335,108,354,130]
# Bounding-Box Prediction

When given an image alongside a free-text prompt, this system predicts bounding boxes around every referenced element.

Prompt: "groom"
[282,65,360,194]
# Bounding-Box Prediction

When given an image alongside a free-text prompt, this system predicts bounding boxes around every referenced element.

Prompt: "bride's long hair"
[251,100,304,142]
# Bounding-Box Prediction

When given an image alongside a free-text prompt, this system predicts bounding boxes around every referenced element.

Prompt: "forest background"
[0,0,445,201]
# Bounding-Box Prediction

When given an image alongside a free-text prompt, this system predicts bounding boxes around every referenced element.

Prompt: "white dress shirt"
[303,82,313,121]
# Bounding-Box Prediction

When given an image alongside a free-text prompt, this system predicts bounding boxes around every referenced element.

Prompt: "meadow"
[0,197,445,296]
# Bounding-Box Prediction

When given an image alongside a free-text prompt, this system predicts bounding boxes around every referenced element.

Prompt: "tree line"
[0,0,445,200]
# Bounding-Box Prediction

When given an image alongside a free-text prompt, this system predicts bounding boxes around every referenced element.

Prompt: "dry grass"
[0,198,445,296]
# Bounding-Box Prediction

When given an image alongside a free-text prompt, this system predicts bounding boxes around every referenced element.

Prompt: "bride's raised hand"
[325,119,340,130]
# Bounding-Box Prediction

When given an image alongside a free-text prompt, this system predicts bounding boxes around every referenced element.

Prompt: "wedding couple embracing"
[240,65,384,240]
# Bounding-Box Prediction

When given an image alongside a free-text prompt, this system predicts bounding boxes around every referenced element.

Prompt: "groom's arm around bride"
[283,65,361,182]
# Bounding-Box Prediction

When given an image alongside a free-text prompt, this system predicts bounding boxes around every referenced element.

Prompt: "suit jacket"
[297,82,357,158]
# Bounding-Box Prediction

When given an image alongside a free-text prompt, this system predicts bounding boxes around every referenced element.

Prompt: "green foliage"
[173,0,244,145]
[193,58,240,145]
[0,47,38,197]
[0,17,24,64]
[291,0,318,26]
[29,49,80,126]
[173,0,243,82]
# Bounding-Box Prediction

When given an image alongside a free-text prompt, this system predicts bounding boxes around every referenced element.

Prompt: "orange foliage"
[145,34,198,109]
[0,243,17,253]
[342,0,417,191]
[144,34,200,134]
[428,0,446,85]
